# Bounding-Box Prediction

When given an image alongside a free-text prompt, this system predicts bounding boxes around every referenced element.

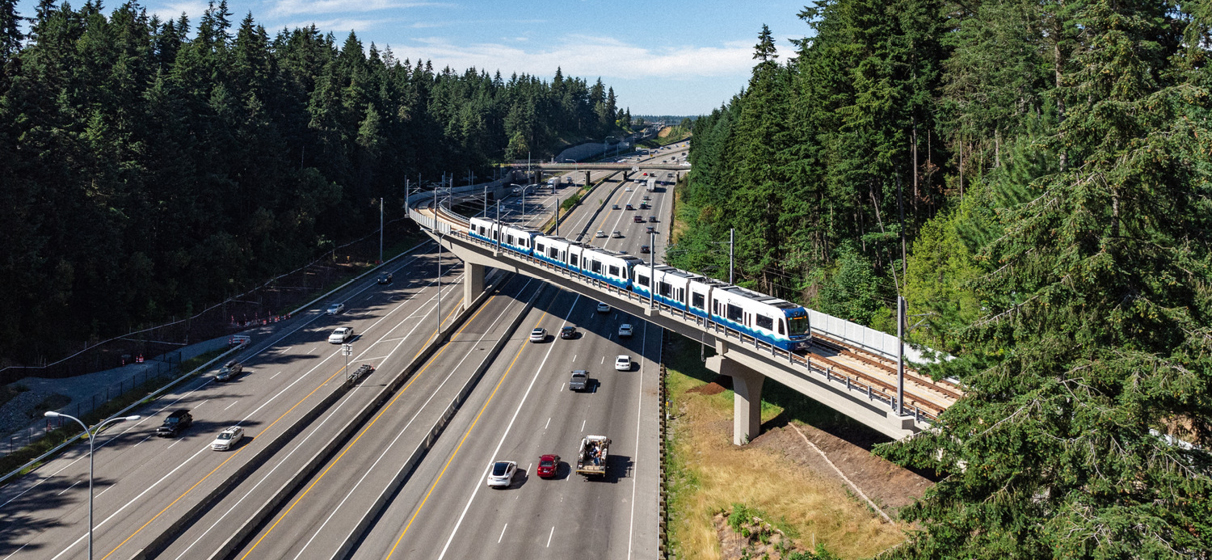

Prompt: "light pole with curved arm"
[44,411,140,560]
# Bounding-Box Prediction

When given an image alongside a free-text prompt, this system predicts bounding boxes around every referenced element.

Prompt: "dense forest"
[676,0,1212,557]
[0,0,629,364]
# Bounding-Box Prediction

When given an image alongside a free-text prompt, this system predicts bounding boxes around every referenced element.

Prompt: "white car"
[618,324,633,338]
[326,303,345,315]
[596,302,610,313]
[211,426,244,451]
[615,355,631,371]
[486,460,517,488]
[596,230,607,238]
[529,327,547,343]
[329,327,354,344]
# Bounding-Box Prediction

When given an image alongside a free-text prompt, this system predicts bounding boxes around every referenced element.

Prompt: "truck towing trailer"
[575,435,611,477]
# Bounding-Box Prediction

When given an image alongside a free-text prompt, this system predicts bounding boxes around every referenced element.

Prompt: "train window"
[778,319,786,335]
[756,314,774,331]
[788,315,810,336]
[608,265,620,277]
[677,288,685,302]
[726,303,743,322]
[692,293,705,310]
[591,260,602,274]
[570,255,579,267]
[713,299,720,315]
[658,282,672,297]
[637,275,649,288]
[507,234,515,244]
[548,247,559,259]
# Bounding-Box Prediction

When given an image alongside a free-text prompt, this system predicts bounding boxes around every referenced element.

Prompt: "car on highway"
[537,454,561,478]
[560,326,578,339]
[640,245,650,254]
[569,370,589,392]
[530,327,547,343]
[211,426,244,451]
[642,195,651,201]
[633,215,644,223]
[328,327,354,344]
[326,302,345,315]
[486,460,517,488]
[156,410,192,437]
[625,204,635,211]
[650,215,658,222]
[646,226,656,234]
[215,360,242,382]
[612,204,620,210]
[377,272,393,284]
[639,202,650,209]
[625,186,632,192]
[618,324,633,338]
[597,302,610,313]
[615,355,632,371]
[596,230,607,238]
[611,231,623,239]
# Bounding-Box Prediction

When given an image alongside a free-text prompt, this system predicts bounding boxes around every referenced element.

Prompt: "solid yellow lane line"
[239,295,483,558]
[384,309,550,559]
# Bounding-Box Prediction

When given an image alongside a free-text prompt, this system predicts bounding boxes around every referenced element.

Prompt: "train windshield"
[787,315,810,338]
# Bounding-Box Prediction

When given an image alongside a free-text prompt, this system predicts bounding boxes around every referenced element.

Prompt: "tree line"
[0,0,630,364]
[675,0,1212,556]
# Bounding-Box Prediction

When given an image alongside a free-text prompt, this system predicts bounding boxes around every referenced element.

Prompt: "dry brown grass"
[665,369,907,560]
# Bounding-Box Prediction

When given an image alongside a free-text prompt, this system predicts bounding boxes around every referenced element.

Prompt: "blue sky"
[17,0,813,115]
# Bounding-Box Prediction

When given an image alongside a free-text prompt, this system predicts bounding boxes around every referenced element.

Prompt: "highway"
[222,145,685,559]
[0,141,688,560]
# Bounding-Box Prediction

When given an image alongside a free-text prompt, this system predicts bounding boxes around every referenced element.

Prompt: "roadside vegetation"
[663,336,904,559]
[0,1,632,370]
[676,4,1212,558]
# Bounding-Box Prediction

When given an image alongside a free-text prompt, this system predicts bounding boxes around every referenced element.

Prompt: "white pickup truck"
[575,435,611,477]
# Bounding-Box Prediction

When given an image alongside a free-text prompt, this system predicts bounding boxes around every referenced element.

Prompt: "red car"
[537,454,560,478]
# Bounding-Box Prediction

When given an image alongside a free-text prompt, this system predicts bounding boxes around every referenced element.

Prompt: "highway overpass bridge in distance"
[407,186,962,443]
[507,161,689,184]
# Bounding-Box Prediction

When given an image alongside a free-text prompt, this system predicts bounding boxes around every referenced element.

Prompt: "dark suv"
[156,410,193,437]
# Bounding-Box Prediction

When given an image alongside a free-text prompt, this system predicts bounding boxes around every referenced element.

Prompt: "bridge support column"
[464,262,485,311]
[584,170,591,187]
[705,354,765,446]
[622,171,630,182]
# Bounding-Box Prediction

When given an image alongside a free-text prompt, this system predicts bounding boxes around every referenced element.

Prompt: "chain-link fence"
[1,353,180,458]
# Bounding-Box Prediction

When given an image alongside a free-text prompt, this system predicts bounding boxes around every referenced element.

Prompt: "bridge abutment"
[706,351,765,446]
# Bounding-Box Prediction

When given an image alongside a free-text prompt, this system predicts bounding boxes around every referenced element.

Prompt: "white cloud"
[401,35,753,80]
[278,18,389,33]
[153,1,209,23]
[269,0,448,17]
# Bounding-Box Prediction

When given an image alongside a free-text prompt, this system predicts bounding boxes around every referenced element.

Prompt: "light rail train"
[466,216,811,351]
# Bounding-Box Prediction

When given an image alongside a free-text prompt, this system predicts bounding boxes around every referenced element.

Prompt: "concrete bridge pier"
[465,262,485,311]
[706,348,765,446]
[622,171,630,182]
[584,170,591,187]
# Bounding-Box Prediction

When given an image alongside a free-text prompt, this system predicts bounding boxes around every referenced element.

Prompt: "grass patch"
[663,335,905,559]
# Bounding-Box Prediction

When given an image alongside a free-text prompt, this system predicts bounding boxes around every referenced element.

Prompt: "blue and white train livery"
[461,216,811,351]
[469,217,537,256]
[709,286,811,351]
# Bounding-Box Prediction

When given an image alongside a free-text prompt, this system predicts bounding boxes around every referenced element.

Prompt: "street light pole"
[44,412,140,560]
[379,197,384,264]
[729,228,735,285]
[649,231,656,310]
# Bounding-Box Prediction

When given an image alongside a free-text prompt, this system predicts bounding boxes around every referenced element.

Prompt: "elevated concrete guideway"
[408,185,962,443]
